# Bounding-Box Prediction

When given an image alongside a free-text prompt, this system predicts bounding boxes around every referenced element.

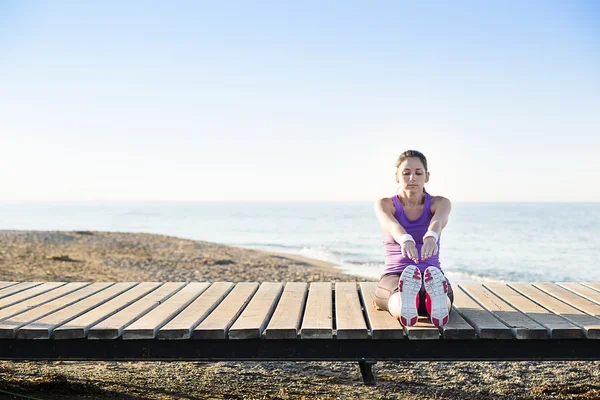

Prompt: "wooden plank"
[194,282,259,339]
[509,283,600,339]
[0,282,107,339]
[582,283,600,292]
[441,307,477,340]
[229,282,284,339]
[404,317,441,340]
[122,282,208,340]
[534,282,600,317]
[334,282,368,339]
[459,283,547,339]
[0,282,66,310]
[451,285,512,339]
[87,283,185,340]
[264,282,308,339]
[53,282,161,339]
[485,283,583,339]
[558,282,600,306]
[300,282,332,339]
[158,282,234,340]
[0,282,43,300]
[358,282,404,340]
[18,283,135,339]
[0,282,18,290]
[0,282,91,325]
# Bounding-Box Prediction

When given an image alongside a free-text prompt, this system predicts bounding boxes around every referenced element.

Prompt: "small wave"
[345,259,386,265]
[120,212,161,217]
[237,243,303,250]
[336,263,382,279]
[444,267,554,283]
[444,270,504,283]
[298,246,376,261]
[298,247,340,263]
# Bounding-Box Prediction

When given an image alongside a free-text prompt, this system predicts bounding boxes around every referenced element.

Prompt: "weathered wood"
[18,283,135,339]
[404,316,441,340]
[300,282,333,339]
[484,283,583,339]
[534,283,600,317]
[334,282,368,339]
[88,283,185,340]
[582,283,600,293]
[558,282,600,306]
[0,282,107,339]
[0,282,18,290]
[229,282,284,339]
[459,283,547,339]
[0,282,42,300]
[0,282,66,310]
[0,283,91,324]
[358,282,404,340]
[158,282,234,340]
[264,282,308,339]
[441,307,477,340]
[509,283,600,339]
[54,282,161,339]
[194,282,259,340]
[2,279,599,351]
[122,283,209,340]
[452,285,512,339]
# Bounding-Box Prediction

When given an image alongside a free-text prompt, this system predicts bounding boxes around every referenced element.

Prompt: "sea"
[1,202,599,283]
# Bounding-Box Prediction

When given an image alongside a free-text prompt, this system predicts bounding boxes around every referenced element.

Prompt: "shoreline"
[0,230,365,283]
[255,247,359,274]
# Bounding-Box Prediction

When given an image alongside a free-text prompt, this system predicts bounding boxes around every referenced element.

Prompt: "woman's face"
[396,157,429,193]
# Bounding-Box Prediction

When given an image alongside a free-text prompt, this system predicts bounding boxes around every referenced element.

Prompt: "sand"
[0,230,599,399]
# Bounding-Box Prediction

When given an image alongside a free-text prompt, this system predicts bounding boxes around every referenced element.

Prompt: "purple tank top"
[382,192,442,275]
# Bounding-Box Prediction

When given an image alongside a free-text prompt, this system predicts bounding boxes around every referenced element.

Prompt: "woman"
[373,150,454,327]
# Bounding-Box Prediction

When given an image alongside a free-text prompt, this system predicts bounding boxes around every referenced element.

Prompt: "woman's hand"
[401,241,420,264]
[421,237,438,261]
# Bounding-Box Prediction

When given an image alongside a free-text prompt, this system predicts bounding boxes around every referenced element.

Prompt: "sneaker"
[398,265,422,326]
[423,266,450,327]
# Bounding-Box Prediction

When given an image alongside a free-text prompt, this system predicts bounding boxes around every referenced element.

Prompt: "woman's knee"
[374,274,401,311]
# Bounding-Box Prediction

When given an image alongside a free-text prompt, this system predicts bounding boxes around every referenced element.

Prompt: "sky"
[1,1,598,202]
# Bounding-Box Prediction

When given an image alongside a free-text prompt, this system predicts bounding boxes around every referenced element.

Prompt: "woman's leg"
[374,267,423,325]
[387,292,401,318]
[374,273,401,313]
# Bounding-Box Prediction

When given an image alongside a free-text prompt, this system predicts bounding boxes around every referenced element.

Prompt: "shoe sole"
[398,265,421,326]
[423,267,449,327]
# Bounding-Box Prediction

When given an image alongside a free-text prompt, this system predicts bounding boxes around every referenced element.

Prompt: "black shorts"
[374,270,454,315]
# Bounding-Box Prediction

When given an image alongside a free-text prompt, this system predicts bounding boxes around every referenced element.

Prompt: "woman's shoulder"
[430,194,450,203]
[374,197,396,213]
[430,195,452,213]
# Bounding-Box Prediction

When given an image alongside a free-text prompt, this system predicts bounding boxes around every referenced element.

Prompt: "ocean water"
[1,202,599,282]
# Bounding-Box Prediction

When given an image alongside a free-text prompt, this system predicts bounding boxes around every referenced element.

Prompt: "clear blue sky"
[1,1,598,202]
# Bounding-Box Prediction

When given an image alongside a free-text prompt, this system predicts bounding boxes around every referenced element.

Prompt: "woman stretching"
[373,150,454,327]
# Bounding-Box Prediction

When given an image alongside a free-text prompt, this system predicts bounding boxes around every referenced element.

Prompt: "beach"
[0,230,599,399]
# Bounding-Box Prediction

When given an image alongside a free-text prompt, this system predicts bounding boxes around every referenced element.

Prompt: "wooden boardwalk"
[4,280,600,385]
[0,280,599,341]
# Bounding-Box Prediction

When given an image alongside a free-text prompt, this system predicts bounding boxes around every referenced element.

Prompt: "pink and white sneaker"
[423,266,450,327]
[398,265,422,326]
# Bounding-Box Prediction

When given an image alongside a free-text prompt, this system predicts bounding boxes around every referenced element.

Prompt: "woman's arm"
[421,196,452,261]
[427,196,452,236]
[374,198,419,263]
[374,198,407,242]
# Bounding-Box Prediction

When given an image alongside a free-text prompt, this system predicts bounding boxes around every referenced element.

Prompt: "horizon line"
[1,200,599,204]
